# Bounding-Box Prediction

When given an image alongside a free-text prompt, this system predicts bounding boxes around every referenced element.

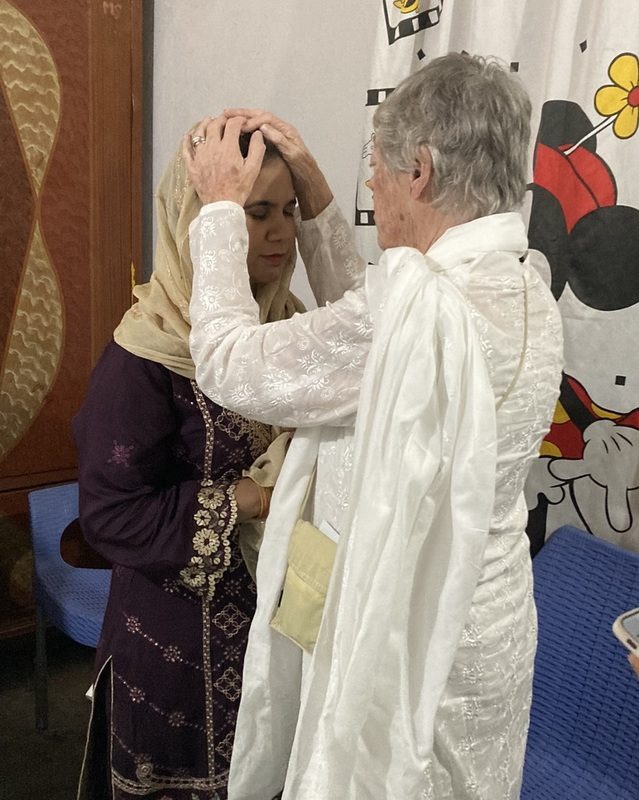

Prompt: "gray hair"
[373,52,532,219]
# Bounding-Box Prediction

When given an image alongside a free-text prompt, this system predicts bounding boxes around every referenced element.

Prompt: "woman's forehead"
[247,158,295,203]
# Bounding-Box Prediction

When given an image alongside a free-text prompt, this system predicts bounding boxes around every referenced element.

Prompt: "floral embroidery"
[193,528,217,556]
[201,285,224,312]
[222,641,244,662]
[180,563,206,588]
[198,484,225,510]
[163,645,182,663]
[200,215,220,238]
[125,615,142,633]
[229,230,249,261]
[214,408,271,453]
[168,711,187,727]
[179,483,238,600]
[121,612,203,669]
[130,686,146,703]
[147,699,204,732]
[194,509,211,526]
[108,440,135,466]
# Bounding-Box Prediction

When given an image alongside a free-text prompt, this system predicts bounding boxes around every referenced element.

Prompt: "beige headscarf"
[114,146,305,378]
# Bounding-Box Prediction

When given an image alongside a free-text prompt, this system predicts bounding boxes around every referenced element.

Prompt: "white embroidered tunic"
[189,200,563,800]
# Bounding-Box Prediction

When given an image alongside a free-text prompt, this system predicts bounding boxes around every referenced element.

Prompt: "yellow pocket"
[270,519,337,654]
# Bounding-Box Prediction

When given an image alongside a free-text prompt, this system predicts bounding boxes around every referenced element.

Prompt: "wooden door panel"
[0,0,142,634]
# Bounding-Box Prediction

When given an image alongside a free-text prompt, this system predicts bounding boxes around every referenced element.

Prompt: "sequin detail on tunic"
[179,484,237,601]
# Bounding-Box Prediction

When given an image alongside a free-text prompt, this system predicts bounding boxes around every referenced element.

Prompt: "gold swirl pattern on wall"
[0,1,60,192]
[0,0,63,460]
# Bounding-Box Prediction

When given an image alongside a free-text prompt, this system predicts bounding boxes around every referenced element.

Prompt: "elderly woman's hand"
[182,115,265,206]
[224,108,333,219]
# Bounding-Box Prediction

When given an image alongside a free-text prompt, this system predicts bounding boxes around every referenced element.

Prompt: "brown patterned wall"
[0,0,142,635]
[0,86,33,364]
[0,0,89,477]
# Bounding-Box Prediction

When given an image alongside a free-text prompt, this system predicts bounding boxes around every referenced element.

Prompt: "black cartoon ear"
[535,99,598,154]
[568,205,639,310]
[528,185,569,300]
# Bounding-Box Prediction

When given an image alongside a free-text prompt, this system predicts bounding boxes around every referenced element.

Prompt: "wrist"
[233,478,272,522]
[199,191,246,206]
[292,155,333,220]
[233,477,261,522]
[297,182,333,220]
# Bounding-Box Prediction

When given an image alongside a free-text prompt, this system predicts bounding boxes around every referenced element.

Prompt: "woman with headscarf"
[185,54,563,799]
[73,136,306,800]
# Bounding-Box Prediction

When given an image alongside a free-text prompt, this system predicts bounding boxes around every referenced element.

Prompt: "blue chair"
[29,482,111,730]
[521,525,639,800]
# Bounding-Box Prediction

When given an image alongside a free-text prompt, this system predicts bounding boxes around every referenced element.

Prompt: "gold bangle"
[257,485,272,520]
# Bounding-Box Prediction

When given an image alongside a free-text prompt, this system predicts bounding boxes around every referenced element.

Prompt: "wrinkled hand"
[225,108,332,218]
[182,115,265,206]
[225,108,309,168]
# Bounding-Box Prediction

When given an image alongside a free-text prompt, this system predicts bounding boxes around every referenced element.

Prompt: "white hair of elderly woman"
[373,52,532,220]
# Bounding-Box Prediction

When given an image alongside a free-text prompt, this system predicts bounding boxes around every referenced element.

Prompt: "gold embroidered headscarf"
[114,145,305,378]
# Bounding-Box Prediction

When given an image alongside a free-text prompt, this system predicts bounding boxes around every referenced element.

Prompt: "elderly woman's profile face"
[244,158,297,286]
[368,144,413,250]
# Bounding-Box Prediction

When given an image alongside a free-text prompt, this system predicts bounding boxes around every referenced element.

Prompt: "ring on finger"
[191,135,206,149]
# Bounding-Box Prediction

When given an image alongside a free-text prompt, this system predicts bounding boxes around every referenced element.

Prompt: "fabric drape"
[281,248,497,796]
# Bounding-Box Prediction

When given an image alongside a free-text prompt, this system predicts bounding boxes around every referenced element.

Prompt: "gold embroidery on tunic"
[215,407,272,454]
[178,383,239,600]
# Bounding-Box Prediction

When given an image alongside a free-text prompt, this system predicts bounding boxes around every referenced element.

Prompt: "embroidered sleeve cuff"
[179,482,239,600]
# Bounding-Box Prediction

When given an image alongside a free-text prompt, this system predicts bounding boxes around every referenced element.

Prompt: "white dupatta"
[282,246,498,798]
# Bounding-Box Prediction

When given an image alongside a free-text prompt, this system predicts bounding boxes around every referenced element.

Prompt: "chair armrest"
[60,519,111,569]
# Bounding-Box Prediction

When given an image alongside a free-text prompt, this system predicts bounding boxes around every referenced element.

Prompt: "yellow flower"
[595,52,639,139]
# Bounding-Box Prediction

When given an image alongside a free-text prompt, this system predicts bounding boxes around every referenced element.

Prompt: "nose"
[266,213,294,243]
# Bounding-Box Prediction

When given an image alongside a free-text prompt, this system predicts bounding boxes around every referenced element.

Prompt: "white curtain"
[354,0,639,553]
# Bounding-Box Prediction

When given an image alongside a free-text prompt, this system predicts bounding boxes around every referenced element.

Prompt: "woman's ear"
[410,146,432,201]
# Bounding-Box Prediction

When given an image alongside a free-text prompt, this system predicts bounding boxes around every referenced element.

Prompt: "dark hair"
[238,131,282,162]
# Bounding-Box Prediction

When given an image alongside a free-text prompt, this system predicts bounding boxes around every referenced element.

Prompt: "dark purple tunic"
[74,342,272,800]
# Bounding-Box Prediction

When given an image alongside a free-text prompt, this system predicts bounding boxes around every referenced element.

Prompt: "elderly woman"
[185,53,563,800]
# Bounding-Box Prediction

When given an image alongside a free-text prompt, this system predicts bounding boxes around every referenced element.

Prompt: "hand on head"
[182,115,265,206]
[224,108,333,220]
[224,109,308,168]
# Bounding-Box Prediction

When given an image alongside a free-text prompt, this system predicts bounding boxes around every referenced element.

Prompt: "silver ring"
[191,135,206,149]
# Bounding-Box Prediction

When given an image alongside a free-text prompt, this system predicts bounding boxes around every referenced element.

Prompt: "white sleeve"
[189,202,372,428]
[297,199,367,305]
